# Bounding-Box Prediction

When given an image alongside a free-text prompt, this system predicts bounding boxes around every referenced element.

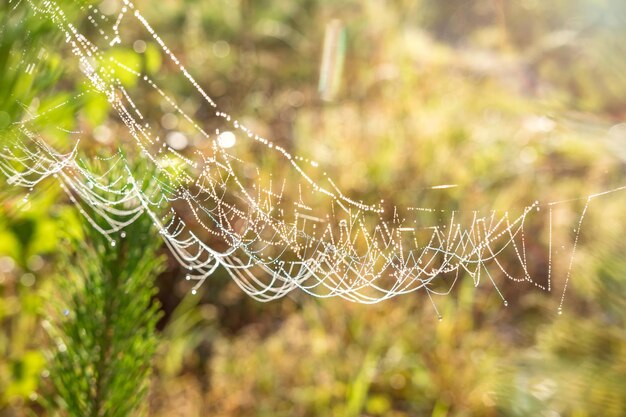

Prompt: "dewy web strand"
[2,0,625,310]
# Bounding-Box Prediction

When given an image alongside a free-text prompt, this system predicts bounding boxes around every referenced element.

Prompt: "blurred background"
[1,0,626,416]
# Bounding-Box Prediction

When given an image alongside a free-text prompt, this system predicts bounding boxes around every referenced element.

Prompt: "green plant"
[44,199,165,417]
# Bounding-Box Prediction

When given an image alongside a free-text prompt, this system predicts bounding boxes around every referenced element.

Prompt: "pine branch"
[45,167,165,417]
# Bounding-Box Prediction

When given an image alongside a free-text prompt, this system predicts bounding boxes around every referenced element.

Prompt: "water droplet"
[185,275,191,281]
[217,131,236,148]
[504,300,508,307]
[133,39,147,54]
[437,315,443,322]
[557,308,563,315]
[110,240,116,247]
[120,232,126,238]
[191,289,197,295]
[63,309,69,316]
[166,131,188,150]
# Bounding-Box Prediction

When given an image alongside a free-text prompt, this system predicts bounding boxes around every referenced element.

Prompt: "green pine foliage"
[45,206,165,417]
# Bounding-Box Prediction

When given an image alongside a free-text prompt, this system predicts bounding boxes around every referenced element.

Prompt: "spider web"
[1,0,624,311]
